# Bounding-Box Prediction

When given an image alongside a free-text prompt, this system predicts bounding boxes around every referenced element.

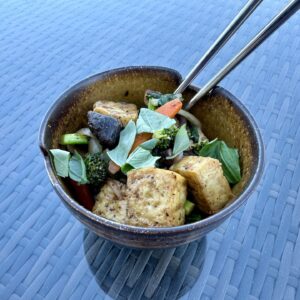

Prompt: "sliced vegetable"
[156,99,182,118]
[184,200,195,215]
[50,149,70,177]
[60,134,89,145]
[121,163,134,174]
[87,111,122,149]
[69,151,89,184]
[107,120,136,166]
[198,139,241,184]
[88,137,102,154]
[167,124,190,159]
[178,109,202,128]
[68,179,94,210]
[130,132,152,153]
[76,127,94,137]
[136,108,176,134]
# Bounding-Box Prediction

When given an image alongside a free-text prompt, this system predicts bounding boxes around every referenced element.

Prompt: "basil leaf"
[107,120,136,166]
[198,138,219,157]
[69,151,88,184]
[199,139,241,184]
[50,149,70,178]
[125,147,160,169]
[167,124,190,159]
[139,138,158,150]
[219,142,241,184]
[136,108,176,134]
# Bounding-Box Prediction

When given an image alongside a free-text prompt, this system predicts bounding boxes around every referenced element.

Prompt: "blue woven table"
[1,0,299,299]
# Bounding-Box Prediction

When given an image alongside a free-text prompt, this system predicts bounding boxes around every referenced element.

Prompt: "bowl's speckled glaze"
[39,66,264,249]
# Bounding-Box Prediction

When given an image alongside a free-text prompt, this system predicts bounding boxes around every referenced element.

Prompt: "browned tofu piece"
[126,168,187,227]
[93,100,138,126]
[93,179,127,224]
[170,156,233,214]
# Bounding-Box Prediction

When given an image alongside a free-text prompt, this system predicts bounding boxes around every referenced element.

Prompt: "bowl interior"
[41,66,260,221]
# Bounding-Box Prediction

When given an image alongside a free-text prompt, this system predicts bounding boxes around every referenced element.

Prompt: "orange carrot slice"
[130,132,152,153]
[155,99,182,118]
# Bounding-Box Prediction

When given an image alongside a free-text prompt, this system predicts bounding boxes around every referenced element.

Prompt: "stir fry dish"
[50,90,242,227]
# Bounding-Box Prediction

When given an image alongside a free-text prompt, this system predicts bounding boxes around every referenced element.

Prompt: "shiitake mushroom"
[87,111,122,149]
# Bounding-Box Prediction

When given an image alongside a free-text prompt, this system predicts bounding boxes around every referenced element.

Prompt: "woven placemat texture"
[0,0,299,299]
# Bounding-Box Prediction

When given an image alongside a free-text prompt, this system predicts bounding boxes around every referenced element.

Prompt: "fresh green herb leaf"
[219,142,241,184]
[136,108,176,134]
[107,120,136,166]
[125,147,160,169]
[69,151,88,184]
[198,139,241,184]
[198,138,219,157]
[50,149,70,177]
[139,138,158,150]
[167,124,190,159]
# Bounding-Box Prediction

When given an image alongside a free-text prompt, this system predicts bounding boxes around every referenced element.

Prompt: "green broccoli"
[152,125,179,150]
[84,153,108,188]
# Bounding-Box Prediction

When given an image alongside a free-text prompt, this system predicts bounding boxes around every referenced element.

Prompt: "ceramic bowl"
[39,66,264,249]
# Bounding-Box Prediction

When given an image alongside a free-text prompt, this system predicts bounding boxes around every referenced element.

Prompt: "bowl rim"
[39,65,264,235]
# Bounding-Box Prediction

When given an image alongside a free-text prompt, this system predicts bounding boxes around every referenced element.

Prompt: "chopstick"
[182,0,300,110]
[175,0,262,94]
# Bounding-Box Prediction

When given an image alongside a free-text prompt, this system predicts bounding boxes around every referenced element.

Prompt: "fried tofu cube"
[170,156,233,214]
[93,179,127,223]
[127,168,187,227]
[93,100,138,126]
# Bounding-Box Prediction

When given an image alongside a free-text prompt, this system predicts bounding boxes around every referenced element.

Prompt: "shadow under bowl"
[39,66,264,249]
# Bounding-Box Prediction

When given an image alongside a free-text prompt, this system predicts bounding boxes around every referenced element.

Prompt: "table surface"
[1,0,300,299]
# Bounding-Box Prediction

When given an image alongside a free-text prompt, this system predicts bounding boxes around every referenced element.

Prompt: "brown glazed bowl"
[39,66,264,249]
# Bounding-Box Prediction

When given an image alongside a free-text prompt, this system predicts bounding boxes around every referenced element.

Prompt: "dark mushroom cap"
[87,111,122,149]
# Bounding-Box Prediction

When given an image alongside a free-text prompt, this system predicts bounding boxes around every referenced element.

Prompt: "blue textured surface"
[0,0,300,299]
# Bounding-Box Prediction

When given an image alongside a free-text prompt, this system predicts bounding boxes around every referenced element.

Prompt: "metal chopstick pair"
[179,0,300,110]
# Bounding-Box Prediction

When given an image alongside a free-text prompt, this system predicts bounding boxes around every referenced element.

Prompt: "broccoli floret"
[85,153,108,188]
[153,125,179,150]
